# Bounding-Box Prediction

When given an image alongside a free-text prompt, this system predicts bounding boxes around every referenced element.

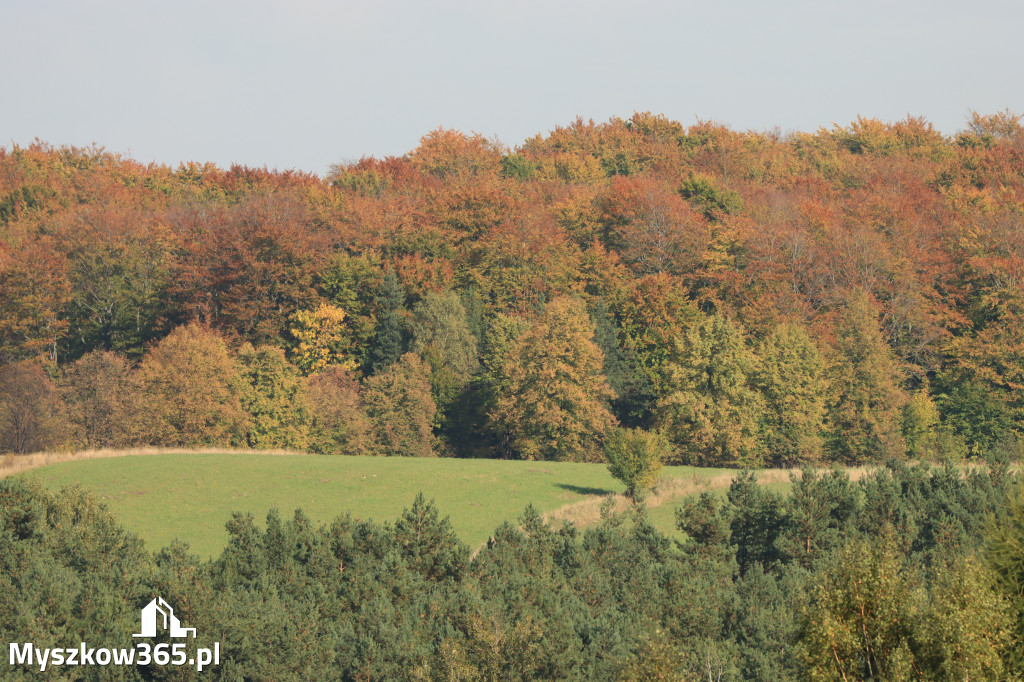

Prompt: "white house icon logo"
[132,598,196,639]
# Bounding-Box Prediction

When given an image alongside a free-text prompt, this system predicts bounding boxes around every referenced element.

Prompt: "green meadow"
[18,453,746,558]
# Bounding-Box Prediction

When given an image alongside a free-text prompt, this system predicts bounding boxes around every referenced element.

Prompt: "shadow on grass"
[555,483,616,496]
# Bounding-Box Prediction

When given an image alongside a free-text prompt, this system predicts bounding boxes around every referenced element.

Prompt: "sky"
[2,0,1022,176]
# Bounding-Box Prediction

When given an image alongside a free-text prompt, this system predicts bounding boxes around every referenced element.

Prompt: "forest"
[1,111,1023,466]
[3,113,1024,680]
[2,460,1023,680]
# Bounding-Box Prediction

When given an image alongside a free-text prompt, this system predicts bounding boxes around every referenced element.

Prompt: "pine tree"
[490,297,617,462]
[393,493,468,582]
[370,269,408,375]
[658,314,764,466]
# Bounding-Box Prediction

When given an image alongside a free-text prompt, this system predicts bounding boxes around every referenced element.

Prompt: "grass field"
[15,452,767,558]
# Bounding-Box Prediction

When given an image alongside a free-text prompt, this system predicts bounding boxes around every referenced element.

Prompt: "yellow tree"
[288,303,356,376]
[136,323,245,447]
[827,291,908,463]
[658,314,764,467]
[490,296,617,462]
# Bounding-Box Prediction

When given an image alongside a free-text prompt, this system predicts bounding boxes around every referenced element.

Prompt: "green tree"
[490,297,617,462]
[755,324,830,466]
[902,385,965,460]
[370,269,408,375]
[410,290,479,413]
[317,252,382,371]
[678,172,743,220]
[827,292,908,463]
[478,313,529,401]
[985,488,1024,673]
[605,428,669,499]
[658,314,764,467]
[456,313,530,458]
[727,470,787,573]
[393,493,469,582]
[589,298,658,428]
[936,371,1016,457]
[797,533,922,681]
[361,353,437,457]
[676,492,732,561]
[919,556,1016,680]
[236,344,310,450]
[63,238,166,361]
[776,467,860,569]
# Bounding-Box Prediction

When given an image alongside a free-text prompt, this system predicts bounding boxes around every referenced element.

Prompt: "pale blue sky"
[2,0,1021,175]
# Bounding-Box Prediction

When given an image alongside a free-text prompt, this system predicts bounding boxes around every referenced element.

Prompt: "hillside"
[16,451,749,557]
[2,113,1023,470]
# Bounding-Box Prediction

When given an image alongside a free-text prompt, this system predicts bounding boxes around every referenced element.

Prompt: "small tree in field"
[605,428,670,499]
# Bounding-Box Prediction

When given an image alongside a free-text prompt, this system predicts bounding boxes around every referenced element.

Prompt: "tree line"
[2,111,1023,464]
[2,460,1021,679]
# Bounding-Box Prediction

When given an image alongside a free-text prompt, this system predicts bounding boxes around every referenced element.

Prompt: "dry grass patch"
[0,446,306,479]
[541,465,874,531]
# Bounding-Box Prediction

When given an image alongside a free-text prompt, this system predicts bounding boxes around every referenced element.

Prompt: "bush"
[605,428,669,499]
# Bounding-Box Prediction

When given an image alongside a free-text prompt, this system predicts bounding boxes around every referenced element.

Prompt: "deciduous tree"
[0,361,68,454]
[658,314,764,467]
[236,344,309,450]
[361,353,437,457]
[490,297,616,461]
[303,365,374,456]
[60,350,139,449]
[136,323,245,447]
[604,428,669,499]
[755,324,830,466]
[287,303,356,375]
[410,290,479,413]
[827,291,908,463]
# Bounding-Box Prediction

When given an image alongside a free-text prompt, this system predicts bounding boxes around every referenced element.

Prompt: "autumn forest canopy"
[2,111,1023,466]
